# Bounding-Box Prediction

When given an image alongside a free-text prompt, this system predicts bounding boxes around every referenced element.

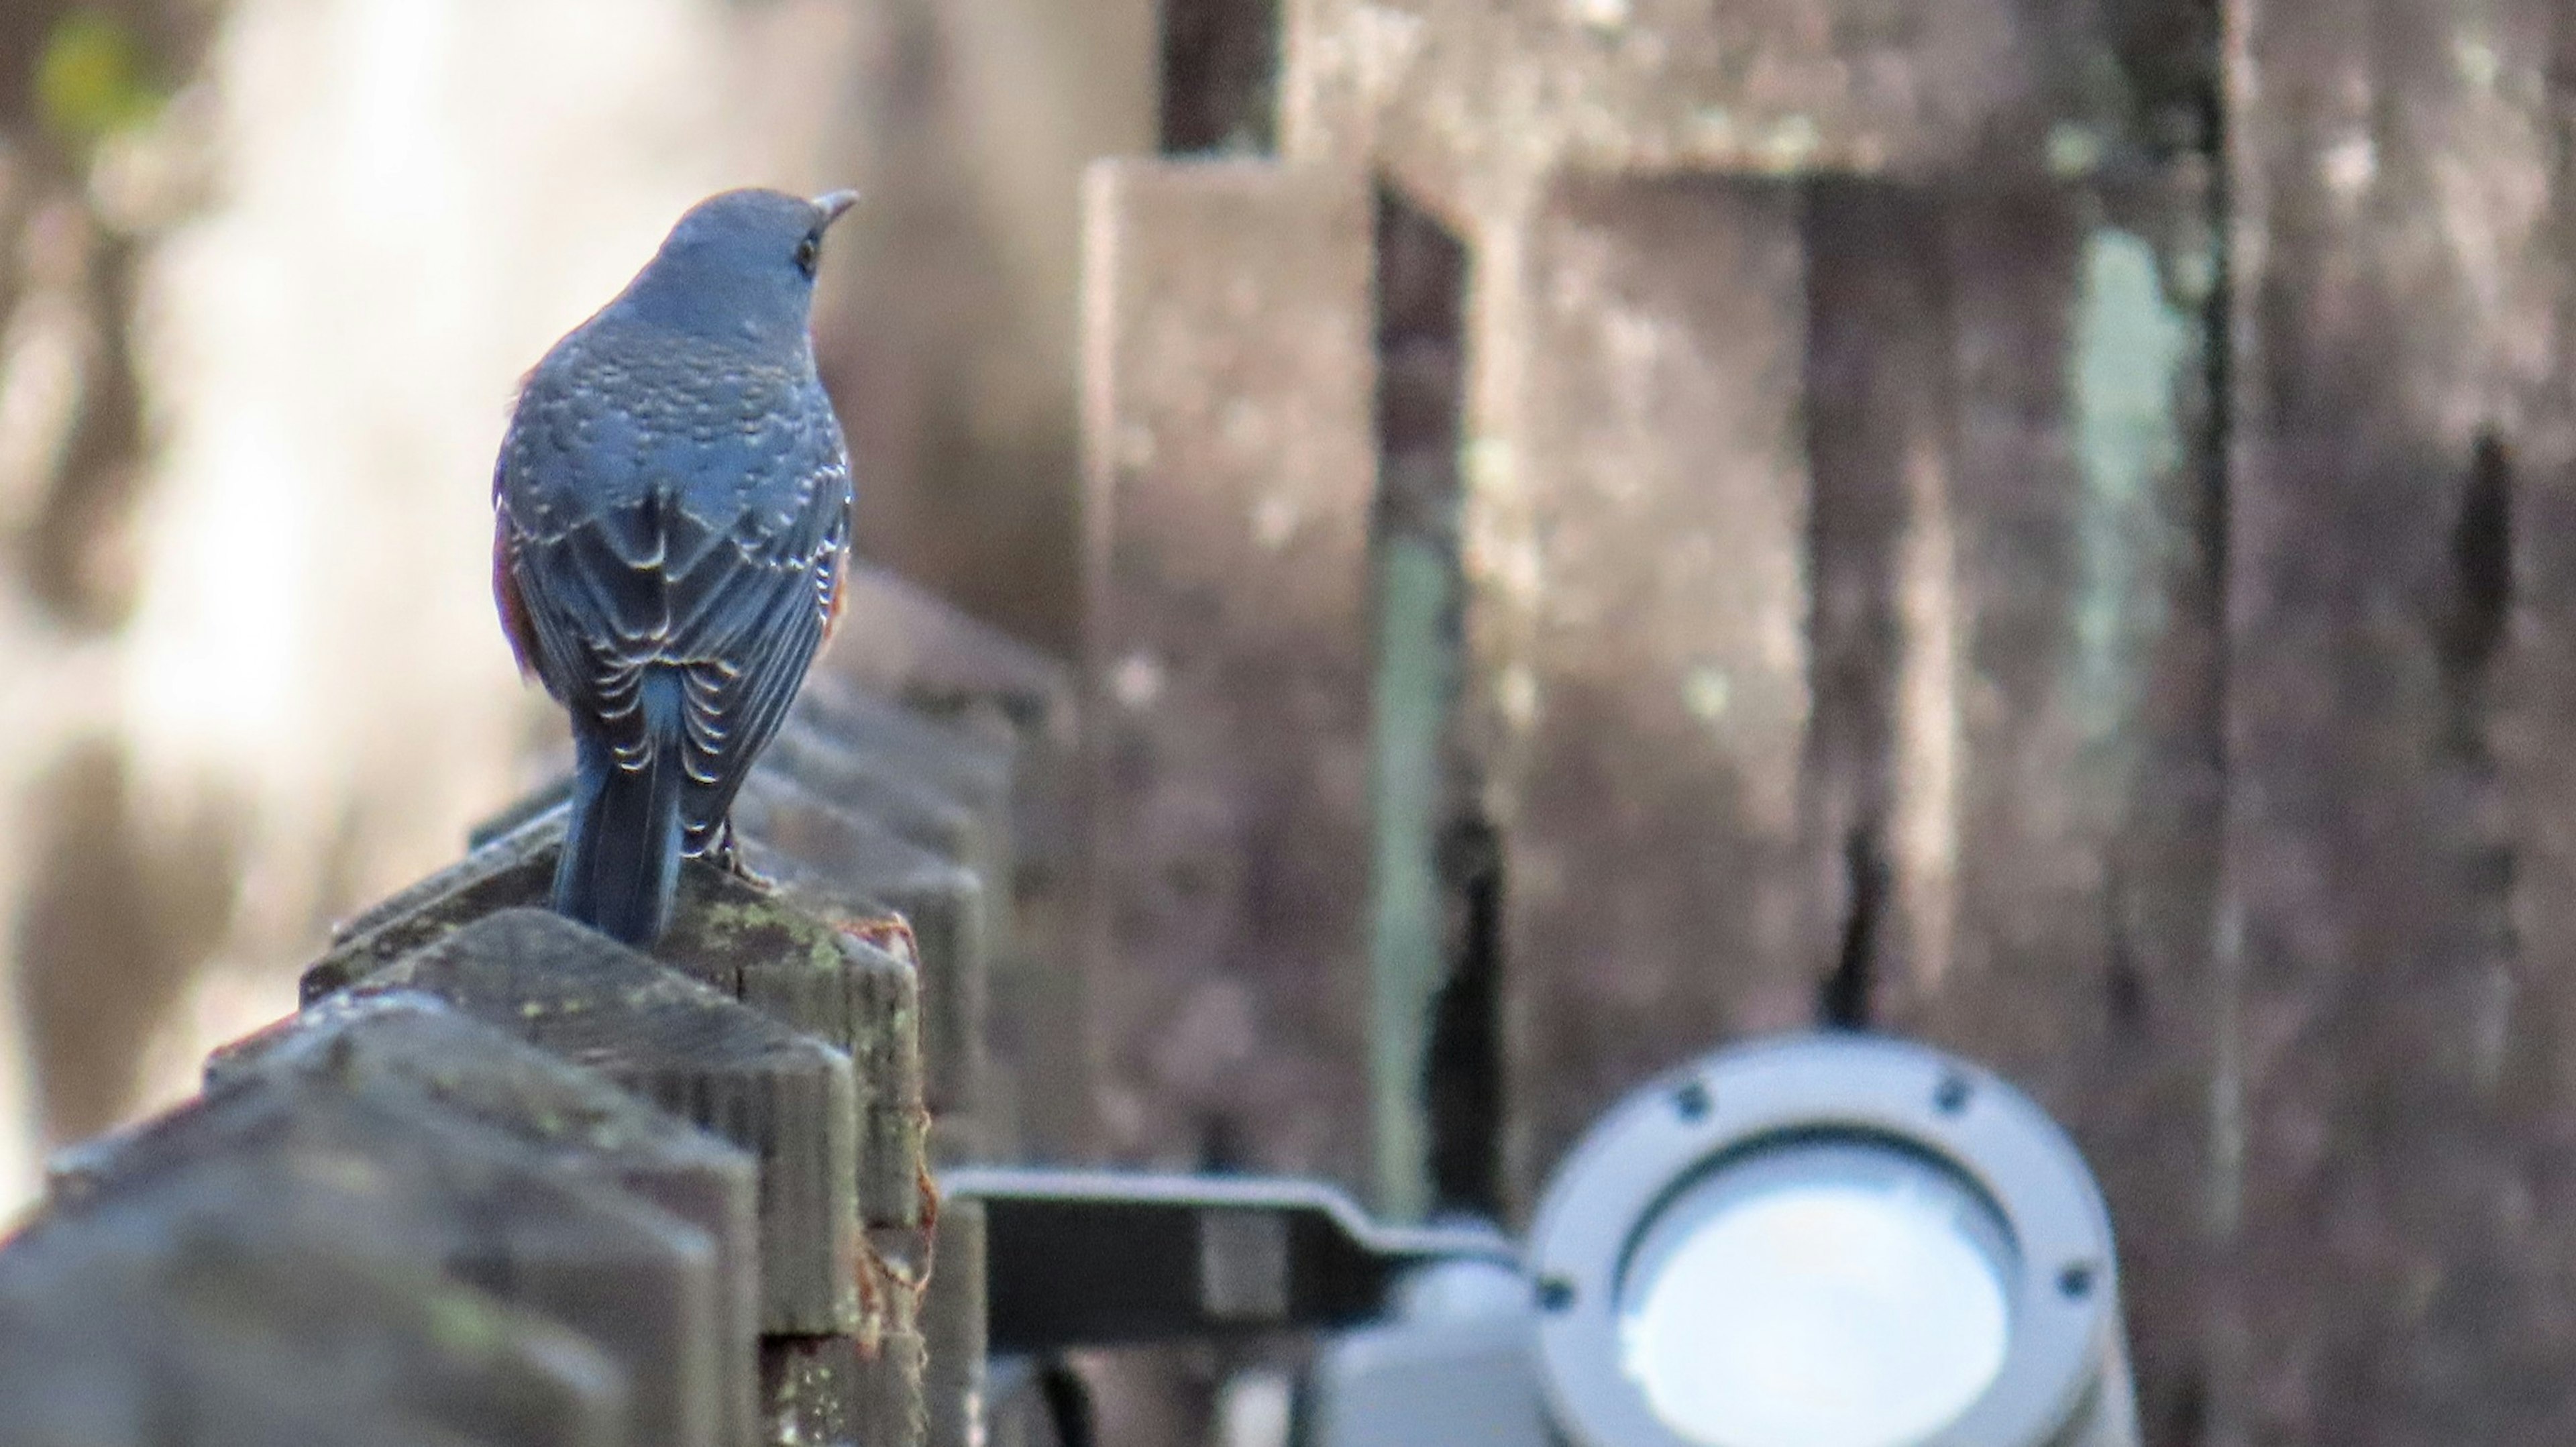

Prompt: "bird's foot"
[712,820,775,889]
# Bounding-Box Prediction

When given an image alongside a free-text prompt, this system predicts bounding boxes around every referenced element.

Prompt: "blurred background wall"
[0,0,1150,1214]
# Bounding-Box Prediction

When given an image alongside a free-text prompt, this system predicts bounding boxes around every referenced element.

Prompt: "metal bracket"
[941,1166,1515,1354]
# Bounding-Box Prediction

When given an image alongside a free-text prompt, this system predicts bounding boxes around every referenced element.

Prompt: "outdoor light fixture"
[949,1031,2137,1447]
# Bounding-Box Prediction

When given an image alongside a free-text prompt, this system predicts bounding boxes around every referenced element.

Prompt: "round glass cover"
[1615,1134,2017,1447]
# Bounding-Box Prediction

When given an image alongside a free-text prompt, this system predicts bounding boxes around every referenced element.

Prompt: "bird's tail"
[553,669,688,947]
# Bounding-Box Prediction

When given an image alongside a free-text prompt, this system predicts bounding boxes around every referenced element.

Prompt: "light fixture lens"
[1617,1153,2011,1447]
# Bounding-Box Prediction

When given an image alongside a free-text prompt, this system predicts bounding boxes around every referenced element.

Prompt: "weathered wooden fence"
[0,565,1072,1447]
[1081,3,2576,1446]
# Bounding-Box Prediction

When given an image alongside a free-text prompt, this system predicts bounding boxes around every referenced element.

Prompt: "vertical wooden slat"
[1951,180,2224,1447]
[2221,1,2576,1440]
[2500,19,2576,1447]
[1493,176,1813,1211]
[1790,172,2229,1447]
[1837,178,2226,1444]
[1081,158,1378,1182]
[1794,180,1944,1034]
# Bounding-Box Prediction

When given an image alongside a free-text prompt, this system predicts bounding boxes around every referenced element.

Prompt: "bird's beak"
[812,190,860,228]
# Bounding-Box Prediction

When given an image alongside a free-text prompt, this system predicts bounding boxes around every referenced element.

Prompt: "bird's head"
[612,187,859,347]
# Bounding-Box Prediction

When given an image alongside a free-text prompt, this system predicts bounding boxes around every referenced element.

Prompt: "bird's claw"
[712,820,775,889]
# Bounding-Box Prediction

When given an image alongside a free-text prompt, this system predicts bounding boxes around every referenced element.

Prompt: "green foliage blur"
[36,11,164,151]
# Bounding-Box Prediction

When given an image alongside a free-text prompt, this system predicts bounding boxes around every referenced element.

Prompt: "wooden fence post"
[2216,2,2576,1440]
[30,1037,716,1444]
[203,990,764,1447]
[0,598,1045,1445]
[0,1177,632,1447]
[1077,7,2231,1445]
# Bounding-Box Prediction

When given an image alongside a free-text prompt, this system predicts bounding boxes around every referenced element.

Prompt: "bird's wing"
[492,493,544,681]
[660,445,852,847]
[500,479,695,759]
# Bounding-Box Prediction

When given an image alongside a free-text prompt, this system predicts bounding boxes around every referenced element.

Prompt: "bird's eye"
[794,235,820,278]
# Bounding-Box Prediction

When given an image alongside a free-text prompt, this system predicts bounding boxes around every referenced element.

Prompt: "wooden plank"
[643,846,936,1410]
[459,679,1010,1153]
[1281,0,2161,213]
[340,780,936,1153]
[306,815,930,1224]
[321,810,924,1022]
[331,903,932,1441]
[331,907,865,1338]
[792,676,1020,932]
[813,566,1089,1159]
[311,810,562,1001]
[1491,176,1813,1210]
[1790,178,1932,1037]
[0,1197,623,1447]
[2218,3,2576,1440]
[691,860,930,1443]
[803,576,1073,966]
[714,859,929,1235]
[201,992,763,1447]
[762,713,1000,909]
[785,678,1021,1147]
[921,1195,989,1447]
[734,765,987,1128]
[24,1081,704,1446]
[808,572,1077,926]
[1082,158,1377,1183]
[820,564,1076,732]
[762,1318,925,1447]
[1794,174,2223,1442]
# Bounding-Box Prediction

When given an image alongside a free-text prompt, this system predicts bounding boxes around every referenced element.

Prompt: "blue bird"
[492,188,859,946]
